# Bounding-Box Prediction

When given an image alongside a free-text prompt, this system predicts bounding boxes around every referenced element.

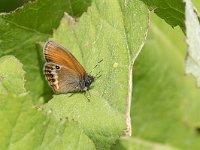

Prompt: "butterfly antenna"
[95,71,102,80]
[68,93,74,97]
[90,59,103,74]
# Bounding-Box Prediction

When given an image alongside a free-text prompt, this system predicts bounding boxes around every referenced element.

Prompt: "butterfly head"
[85,75,94,87]
[79,75,94,91]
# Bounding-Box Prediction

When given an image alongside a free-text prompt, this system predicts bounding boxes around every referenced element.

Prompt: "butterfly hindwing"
[44,62,81,94]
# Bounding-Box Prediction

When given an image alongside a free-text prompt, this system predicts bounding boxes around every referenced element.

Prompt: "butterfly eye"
[56,65,60,70]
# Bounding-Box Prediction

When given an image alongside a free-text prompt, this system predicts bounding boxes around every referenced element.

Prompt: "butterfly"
[43,40,95,94]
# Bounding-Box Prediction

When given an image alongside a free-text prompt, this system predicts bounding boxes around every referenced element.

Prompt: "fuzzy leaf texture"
[0,55,96,150]
[43,0,149,149]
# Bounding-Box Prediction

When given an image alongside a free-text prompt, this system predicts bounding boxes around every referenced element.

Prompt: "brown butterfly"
[43,40,94,94]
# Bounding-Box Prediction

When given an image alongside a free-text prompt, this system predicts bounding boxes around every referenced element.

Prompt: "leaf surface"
[131,14,200,150]
[0,55,96,150]
[140,0,185,29]
[112,12,200,150]
[44,0,149,149]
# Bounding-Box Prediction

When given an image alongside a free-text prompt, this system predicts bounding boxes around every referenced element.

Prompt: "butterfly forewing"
[43,41,88,94]
[43,41,86,77]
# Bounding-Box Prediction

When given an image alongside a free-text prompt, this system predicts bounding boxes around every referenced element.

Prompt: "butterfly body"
[43,41,94,94]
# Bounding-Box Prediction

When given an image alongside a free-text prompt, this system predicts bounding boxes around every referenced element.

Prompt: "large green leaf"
[43,0,149,149]
[112,13,200,150]
[0,55,96,150]
[0,0,91,103]
[130,14,200,150]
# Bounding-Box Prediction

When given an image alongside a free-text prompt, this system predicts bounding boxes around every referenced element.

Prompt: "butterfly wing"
[44,62,81,94]
[43,40,86,77]
[43,41,86,94]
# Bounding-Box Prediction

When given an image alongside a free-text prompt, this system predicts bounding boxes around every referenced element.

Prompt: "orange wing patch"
[43,41,86,77]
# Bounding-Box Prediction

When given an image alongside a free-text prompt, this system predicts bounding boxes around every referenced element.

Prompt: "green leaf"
[140,0,185,29]
[0,55,25,95]
[112,12,200,150]
[43,0,149,149]
[2,0,92,34]
[0,95,96,150]
[0,0,91,103]
[0,55,96,150]
[130,14,200,149]
[185,0,200,86]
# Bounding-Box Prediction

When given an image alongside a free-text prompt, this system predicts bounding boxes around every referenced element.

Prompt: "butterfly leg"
[84,91,91,102]
[68,93,74,97]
